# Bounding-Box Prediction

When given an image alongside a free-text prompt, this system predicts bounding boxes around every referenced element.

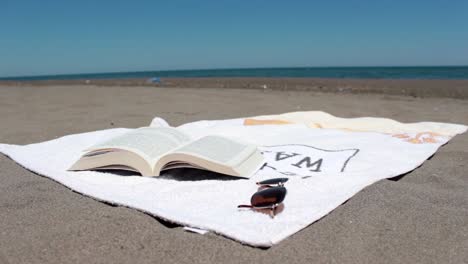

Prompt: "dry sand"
[0,82,467,263]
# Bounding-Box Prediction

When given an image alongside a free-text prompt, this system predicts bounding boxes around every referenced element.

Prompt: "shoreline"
[1,77,468,99]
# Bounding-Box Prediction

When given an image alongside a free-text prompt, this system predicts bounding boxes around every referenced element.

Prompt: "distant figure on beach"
[148,77,161,84]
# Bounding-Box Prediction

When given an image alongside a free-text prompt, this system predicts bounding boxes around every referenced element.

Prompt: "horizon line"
[1,65,468,80]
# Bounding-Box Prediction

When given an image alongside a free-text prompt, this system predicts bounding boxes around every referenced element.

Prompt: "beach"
[3,77,468,99]
[0,80,467,263]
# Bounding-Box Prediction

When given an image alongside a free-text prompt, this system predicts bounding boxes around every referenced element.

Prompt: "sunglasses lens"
[257,177,289,186]
[250,187,287,207]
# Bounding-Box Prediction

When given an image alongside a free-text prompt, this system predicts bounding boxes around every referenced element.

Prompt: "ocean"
[1,66,468,81]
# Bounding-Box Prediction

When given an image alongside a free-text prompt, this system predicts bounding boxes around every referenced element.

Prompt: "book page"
[172,135,253,166]
[91,127,191,161]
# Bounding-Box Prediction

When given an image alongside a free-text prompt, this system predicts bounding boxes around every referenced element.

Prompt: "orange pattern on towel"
[243,119,293,126]
[392,132,442,144]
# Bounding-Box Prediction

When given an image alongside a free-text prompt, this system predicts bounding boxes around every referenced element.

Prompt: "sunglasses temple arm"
[237,205,277,218]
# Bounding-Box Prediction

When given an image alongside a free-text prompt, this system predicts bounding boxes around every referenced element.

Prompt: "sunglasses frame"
[238,178,288,218]
[256,177,289,188]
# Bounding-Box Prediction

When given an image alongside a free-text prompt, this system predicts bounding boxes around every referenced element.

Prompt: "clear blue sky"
[1,0,467,77]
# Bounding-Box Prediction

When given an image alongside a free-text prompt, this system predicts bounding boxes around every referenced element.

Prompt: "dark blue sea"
[1,66,468,81]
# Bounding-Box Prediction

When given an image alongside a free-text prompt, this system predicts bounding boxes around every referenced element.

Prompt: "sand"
[3,77,468,99]
[0,82,467,263]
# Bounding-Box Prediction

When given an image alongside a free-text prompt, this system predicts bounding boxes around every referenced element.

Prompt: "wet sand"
[2,77,468,99]
[0,83,467,263]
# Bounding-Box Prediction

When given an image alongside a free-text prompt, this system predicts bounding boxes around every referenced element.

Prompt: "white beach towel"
[0,111,466,247]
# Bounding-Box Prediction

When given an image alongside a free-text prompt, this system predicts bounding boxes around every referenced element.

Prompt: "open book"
[69,127,265,178]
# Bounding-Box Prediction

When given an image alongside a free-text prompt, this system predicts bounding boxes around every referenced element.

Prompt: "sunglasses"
[237,178,288,218]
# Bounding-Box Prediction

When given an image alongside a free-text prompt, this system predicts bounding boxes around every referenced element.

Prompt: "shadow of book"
[96,168,242,181]
[159,168,242,181]
[94,169,139,177]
